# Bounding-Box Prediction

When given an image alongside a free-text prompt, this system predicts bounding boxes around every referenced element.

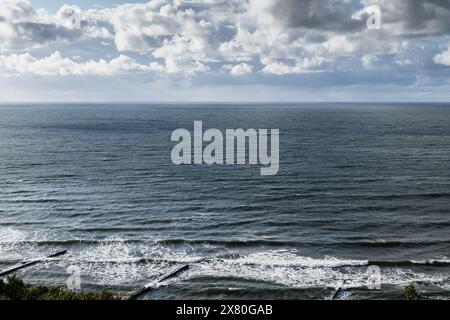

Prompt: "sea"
[0,103,449,300]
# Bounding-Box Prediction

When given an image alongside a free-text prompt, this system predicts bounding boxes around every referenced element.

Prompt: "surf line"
[0,250,68,277]
[128,264,190,300]
[128,252,240,300]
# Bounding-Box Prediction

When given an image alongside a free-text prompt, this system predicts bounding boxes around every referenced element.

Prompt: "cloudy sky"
[1,0,450,102]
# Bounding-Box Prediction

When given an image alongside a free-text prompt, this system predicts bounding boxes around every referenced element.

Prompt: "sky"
[1,0,450,102]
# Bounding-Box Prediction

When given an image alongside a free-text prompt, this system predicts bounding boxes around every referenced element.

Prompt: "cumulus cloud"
[359,0,450,37]
[224,63,253,76]
[1,0,450,79]
[434,46,450,66]
[261,57,325,75]
[0,0,111,51]
[361,54,381,69]
[257,0,365,32]
[0,51,159,76]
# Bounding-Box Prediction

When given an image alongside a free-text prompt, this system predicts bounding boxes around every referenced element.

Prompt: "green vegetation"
[403,284,420,300]
[0,276,120,300]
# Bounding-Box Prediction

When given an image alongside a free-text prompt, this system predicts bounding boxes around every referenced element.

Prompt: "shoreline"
[0,275,425,301]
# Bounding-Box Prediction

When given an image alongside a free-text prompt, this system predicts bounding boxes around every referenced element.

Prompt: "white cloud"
[0,0,450,80]
[261,57,325,75]
[361,54,380,69]
[0,51,157,76]
[225,63,253,76]
[434,46,450,66]
[0,0,112,51]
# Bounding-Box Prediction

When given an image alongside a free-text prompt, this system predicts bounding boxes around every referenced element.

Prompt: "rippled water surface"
[0,104,449,299]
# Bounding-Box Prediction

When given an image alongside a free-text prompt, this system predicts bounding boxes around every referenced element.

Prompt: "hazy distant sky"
[1,0,450,102]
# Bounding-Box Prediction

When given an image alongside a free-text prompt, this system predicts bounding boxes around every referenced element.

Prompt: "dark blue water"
[0,104,449,299]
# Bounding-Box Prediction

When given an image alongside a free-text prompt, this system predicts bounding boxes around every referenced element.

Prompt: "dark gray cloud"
[394,0,450,36]
[13,22,81,45]
[265,0,450,37]
[0,1,83,50]
[269,0,365,32]
[1,0,449,81]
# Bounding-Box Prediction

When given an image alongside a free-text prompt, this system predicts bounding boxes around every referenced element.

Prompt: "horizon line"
[1,101,450,105]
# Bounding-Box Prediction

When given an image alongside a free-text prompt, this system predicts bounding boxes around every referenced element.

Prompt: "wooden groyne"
[0,250,68,277]
[129,264,189,300]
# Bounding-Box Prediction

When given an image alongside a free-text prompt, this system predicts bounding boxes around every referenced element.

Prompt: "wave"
[335,240,450,248]
[2,234,448,271]
[1,229,449,293]
[370,259,450,267]
[189,251,450,291]
[257,192,450,202]
[3,237,450,251]
[54,247,442,290]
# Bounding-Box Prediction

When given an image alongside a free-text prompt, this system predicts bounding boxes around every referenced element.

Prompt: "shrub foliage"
[0,276,119,300]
